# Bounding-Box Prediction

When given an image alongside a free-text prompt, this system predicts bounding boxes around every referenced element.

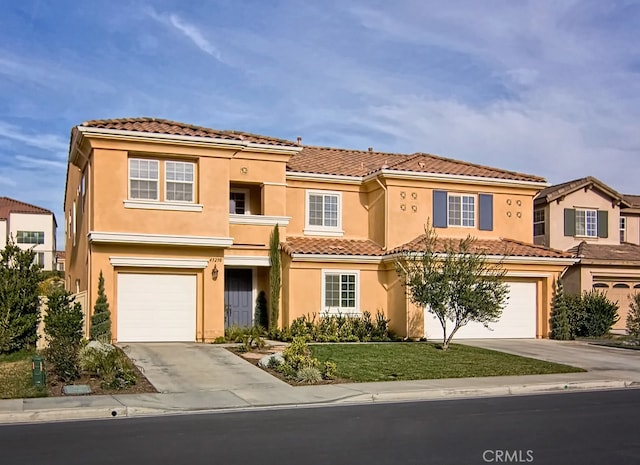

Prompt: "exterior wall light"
[212,264,219,280]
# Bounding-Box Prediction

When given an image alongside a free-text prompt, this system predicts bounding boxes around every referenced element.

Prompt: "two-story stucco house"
[64,117,574,343]
[0,197,57,270]
[534,177,640,331]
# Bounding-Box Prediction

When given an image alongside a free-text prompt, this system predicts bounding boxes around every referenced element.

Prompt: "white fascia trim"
[89,231,234,247]
[224,256,271,266]
[124,200,204,212]
[504,271,553,278]
[367,170,549,189]
[262,181,288,187]
[76,126,302,155]
[229,214,291,226]
[384,252,576,266]
[109,256,209,268]
[287,172,363,184]
[291,253,382,264]
[303,229,345,237]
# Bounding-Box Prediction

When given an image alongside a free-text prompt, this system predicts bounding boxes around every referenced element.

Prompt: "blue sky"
[1,0,639,247]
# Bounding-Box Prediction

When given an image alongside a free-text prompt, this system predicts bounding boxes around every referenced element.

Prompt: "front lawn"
[0,350,47,399]
[310,343,585,382]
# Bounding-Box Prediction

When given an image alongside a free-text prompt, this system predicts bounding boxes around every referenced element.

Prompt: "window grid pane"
[129,159,159,200]
[309,195,324,226]
[575,210,586,236]
[324,275,340,307]
[230,192,246,214]
[448,196,461,226]
[324,196,338,227]
[586,210,597,237]
[462,196,475,227]
[340,274,356,308]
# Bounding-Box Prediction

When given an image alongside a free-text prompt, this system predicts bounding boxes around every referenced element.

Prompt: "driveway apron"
[120,343,289,393]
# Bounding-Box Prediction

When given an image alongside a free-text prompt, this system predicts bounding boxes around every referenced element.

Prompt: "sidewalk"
[1,370,638,425]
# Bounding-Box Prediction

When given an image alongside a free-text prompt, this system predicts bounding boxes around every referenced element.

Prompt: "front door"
[224,268,253,328]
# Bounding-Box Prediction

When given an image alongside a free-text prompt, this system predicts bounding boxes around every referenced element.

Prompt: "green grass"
[0,349,47,399]
[310,343,585,382]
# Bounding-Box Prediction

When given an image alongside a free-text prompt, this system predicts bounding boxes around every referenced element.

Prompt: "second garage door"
[424,281,537,339]
[117,273,196,342]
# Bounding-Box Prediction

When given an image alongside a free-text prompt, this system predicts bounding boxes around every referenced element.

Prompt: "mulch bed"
[227,346,349,386]
[45,349,157,397]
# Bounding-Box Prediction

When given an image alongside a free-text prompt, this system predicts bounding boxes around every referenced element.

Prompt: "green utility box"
[32,355,46,387]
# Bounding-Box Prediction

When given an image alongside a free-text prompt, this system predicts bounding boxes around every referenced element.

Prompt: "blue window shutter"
[479,194,493,231]
[433,190,447,228]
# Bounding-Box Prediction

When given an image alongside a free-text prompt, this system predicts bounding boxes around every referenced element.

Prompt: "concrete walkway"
[1,340,639,425]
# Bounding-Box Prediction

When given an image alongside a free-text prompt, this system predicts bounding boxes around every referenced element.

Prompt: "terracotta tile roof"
[568,242,640,262]
[0,197,53,220]
[55,251,65,260]
[390,236,573,259]
[79,117,299,147]
[287,146,407,177]
[282,237,385,256]
[287,146,546,182]
[282,236,571,260]
[623,194,640,208]
[535,176,628,205]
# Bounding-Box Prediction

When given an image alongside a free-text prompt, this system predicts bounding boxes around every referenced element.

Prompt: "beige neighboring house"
[0,197,57,270]
[534,177,640,331]
[55,250,66,271]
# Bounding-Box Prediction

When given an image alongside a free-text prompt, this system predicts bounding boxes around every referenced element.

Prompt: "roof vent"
[297,136,302,146]
[418,162,426,168]
[368,147,373,152]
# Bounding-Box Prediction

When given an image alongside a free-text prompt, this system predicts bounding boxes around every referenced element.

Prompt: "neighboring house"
[0,197,57,270]
[64,117,574,343]
[534,177,640,331]
[55,250,66,271]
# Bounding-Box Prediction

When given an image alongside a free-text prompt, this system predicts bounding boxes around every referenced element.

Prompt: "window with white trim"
[448,194,475,227]
[33,252,45,267]
[576,209,597,237]
[620,216,627,242]
[306,190,341,233]
[129,159,159,200]
[533,209,545,236]
[323,271,359,314]
[165,161,194,202]
[17,231,44,244]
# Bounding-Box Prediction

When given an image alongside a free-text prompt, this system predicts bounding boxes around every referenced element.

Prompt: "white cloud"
[146,8,222,61]
[14,155,66,169]
[0,121,68,153]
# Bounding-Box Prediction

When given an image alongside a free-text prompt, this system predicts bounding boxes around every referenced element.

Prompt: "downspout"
[374,176,388,250]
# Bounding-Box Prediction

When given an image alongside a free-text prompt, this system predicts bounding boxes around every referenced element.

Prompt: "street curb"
[1,379,638,425]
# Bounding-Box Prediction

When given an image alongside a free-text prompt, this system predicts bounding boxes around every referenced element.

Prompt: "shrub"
[323,360,337,379]
[44,288,84,381]
[275,310,392,343]
[296,366,322,384]
[580,290,619,337]
[0,240,41,353]
[550,279,571,340]
[267,355,283,369]
[565,294,585,339]
[80,346,136,389]
[90,271,112,343]
[282,337,320,371]
[626,293,640,339]
[225,325,265,351]
[255,291,269,330]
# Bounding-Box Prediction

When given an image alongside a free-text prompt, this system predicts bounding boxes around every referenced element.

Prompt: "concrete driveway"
[460,339,640,380]
[120,343,290,394]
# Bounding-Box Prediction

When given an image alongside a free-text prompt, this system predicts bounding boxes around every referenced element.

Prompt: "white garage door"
[424,281,537,339]
[117,273,196,342]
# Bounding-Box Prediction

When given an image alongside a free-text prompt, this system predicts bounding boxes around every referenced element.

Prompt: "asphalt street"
[1,389,639,465]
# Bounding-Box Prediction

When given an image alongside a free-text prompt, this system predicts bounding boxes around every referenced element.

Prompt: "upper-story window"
[620,217,627,242]
[564,208,607,238]
[448,194,475,227]
[533,209,545,236]
[576,209,597,237]
[129,159,159,200]
[229,189,250,214]
[17,231,44,244]
[305,190,342,235]
[165,161,194,202]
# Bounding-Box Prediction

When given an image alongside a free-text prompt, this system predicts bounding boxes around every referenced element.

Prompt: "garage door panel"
[424,282,536,339]
[117,273,196,342]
